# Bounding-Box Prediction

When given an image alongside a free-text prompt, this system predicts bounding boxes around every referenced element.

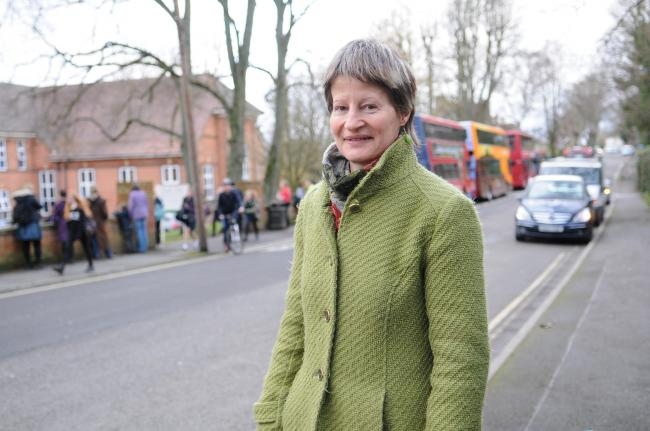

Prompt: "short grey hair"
[323,38,418,143]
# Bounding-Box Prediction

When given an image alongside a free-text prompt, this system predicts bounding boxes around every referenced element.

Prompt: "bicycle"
[222,213,243,255]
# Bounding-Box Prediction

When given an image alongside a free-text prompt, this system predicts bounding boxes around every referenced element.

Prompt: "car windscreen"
[527,181,585,200]
[539,166,601,184]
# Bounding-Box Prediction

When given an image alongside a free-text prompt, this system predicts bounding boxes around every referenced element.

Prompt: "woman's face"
[329,76,408,171]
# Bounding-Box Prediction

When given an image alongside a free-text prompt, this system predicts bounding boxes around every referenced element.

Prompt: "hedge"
[638,147,650,205]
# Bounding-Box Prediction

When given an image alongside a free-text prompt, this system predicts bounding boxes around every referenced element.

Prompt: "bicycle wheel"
[229,223,243,255]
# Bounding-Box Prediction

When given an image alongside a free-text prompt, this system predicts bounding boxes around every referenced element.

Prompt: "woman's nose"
[344,109,363,130]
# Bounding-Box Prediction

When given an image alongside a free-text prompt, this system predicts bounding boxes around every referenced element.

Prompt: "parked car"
[621,144,636,156]
[538,157,609,226]
[515,175,594,243]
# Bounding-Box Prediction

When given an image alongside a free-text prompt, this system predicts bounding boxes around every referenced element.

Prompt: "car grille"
[532,211,572,224]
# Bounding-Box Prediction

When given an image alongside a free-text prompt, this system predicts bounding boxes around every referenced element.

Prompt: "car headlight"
[572,207,591,223]
[515,205,532,221]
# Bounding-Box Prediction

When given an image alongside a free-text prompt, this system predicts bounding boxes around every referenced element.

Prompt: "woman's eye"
[333,105,348,113]
[362,104,378,111]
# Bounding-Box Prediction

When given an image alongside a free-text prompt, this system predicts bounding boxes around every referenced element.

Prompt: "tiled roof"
[0,83,39,136]
[0,75,262,160]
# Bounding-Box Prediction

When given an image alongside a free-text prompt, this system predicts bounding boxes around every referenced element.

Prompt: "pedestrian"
[128,184,149,253]
[11,184,43,269]
[53,193,94,274]
[178,191,197,250]
[88,186,113,259]
[277,179,292,224]
[154,196,165,246]
[113,204,135,253]
[254,39,489,430]
[293,183,305,212]
[242,189,260,241]
[215,178,243,252]
[52,190,72,264]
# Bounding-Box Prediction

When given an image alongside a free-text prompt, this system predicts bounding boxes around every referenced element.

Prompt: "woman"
[180,191,197,250]
[54,193,94,274]
[243,189,260,241]
[12,184,43,269]
[254,39,489,430]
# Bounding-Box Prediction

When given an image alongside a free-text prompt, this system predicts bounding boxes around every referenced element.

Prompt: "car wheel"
[582,227,593,244]
[516,232,526,242]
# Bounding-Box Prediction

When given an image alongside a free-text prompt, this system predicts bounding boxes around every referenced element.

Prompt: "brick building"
[0,75,266,227]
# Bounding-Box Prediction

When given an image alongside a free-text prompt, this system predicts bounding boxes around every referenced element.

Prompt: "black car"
[515,174,594,243]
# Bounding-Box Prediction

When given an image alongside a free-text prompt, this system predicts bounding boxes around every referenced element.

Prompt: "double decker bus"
[413,113,474,197]
[507,129,538,189]
[460,121,510,200]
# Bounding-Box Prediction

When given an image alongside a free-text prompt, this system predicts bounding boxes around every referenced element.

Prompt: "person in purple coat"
[128,184,149,253]
[51,190,72,263]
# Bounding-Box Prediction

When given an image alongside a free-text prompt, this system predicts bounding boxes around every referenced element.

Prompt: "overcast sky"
[0,0,620,131]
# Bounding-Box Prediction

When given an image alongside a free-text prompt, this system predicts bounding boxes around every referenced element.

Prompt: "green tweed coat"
[254,136,489,430]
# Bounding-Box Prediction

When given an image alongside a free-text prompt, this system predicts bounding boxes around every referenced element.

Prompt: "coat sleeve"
[424,194,490,431]
[253,213,306,430]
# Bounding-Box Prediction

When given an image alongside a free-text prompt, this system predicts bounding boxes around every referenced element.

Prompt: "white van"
[538,158,611,226]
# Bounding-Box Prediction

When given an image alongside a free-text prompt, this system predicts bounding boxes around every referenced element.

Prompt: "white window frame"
[78,168,96,198]
[161,164,181,185]
[39,170,57,214]
[0,189,10,226]
[242,143,250,181]
[118,166,138,183]
[17,140,27,171]
[0,139,6,171]
[203,164,215,200]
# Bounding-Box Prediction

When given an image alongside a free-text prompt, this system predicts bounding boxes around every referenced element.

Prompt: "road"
[0,154,644,431]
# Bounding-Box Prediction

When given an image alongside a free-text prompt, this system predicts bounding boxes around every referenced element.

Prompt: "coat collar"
[316,133,418,207]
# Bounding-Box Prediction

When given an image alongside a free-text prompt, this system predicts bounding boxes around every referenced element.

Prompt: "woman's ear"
[400,111,411,126]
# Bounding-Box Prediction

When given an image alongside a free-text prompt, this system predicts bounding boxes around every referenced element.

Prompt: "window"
[78,168,96,198]
[161,164,181,185]
[39,170,57,214]
[203,165,215,199]
[0,139,6,171]
[118,166,138,183]
[0,189,10,226]
[17,140,27,171]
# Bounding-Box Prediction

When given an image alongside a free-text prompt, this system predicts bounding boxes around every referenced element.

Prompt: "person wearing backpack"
[12,184,43,269]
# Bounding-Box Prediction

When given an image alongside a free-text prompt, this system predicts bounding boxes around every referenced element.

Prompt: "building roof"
[0,75,262,161]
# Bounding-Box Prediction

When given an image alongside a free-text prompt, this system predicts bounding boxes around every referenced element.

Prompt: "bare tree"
[260,0,313,204]
[281,67,330,189]
[605,0,650,145]
[420,24,438,114]
[156,0,208,252]
[11,0,214,251]
[372,8,415,64]
[531,46,565,157]
[561,71,609,148]
[218,0,256,183]
[446,0,514,121]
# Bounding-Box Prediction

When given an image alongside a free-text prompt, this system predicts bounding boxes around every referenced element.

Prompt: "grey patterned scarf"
[322,143,368,212]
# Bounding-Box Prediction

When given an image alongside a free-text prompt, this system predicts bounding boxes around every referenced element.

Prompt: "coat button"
[313,368,324,381]
[323,309,331,323]
[349,200,361,213]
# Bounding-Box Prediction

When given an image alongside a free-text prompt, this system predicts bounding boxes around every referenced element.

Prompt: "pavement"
[484,156,650,430]
[0,225,295,296]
